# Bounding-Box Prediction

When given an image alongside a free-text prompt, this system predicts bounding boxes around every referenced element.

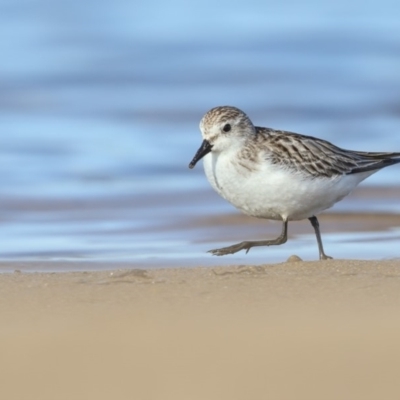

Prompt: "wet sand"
[2,259,400,400]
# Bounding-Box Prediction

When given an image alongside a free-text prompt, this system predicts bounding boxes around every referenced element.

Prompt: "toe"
[208,249,224,256]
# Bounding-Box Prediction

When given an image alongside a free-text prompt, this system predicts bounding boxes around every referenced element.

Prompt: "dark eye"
[223,124,231,133]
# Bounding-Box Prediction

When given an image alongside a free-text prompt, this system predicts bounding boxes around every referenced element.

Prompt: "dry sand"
[1,259,400,400]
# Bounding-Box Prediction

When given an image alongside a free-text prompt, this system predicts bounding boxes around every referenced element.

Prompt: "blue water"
[1,0,400,268]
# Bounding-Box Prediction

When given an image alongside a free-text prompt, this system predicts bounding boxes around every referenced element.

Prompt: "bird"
[188,105,400,260]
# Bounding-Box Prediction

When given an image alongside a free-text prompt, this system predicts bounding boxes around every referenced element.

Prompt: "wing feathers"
[254,127,400,178]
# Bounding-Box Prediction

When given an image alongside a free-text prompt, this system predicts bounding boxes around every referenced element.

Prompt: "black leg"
[208,220,288,256]
[308,216,332,260]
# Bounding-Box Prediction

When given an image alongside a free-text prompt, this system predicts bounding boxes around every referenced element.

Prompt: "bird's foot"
[208,241,253,256]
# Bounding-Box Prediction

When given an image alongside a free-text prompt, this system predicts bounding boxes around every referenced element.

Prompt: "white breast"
[203,151,375,221]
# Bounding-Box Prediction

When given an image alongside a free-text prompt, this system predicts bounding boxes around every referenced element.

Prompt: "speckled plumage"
[253,126,400,178]
[189,106,400,259]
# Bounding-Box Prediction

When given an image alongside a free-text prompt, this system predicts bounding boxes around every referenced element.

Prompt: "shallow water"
[1,0,400,269]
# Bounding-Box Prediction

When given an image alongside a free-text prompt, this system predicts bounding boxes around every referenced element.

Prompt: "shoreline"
[1,184,400,264]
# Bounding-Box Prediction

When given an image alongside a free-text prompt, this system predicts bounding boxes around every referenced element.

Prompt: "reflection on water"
[0,0,400,267]
[1,187,400,269]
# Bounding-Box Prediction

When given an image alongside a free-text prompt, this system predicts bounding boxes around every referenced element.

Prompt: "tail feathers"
[348,152,400,174]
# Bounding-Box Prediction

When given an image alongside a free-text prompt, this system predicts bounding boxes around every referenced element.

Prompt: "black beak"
[188,140,213,169]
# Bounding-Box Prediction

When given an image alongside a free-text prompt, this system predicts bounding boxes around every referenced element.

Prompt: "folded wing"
[256,127,400,178]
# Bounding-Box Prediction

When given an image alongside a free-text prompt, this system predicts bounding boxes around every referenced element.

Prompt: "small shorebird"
[189,106,400,260]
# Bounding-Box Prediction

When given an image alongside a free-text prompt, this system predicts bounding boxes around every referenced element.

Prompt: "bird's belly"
[203,154,367,221]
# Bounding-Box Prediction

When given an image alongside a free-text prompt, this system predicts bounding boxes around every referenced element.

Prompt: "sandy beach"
[2,259,400,400]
